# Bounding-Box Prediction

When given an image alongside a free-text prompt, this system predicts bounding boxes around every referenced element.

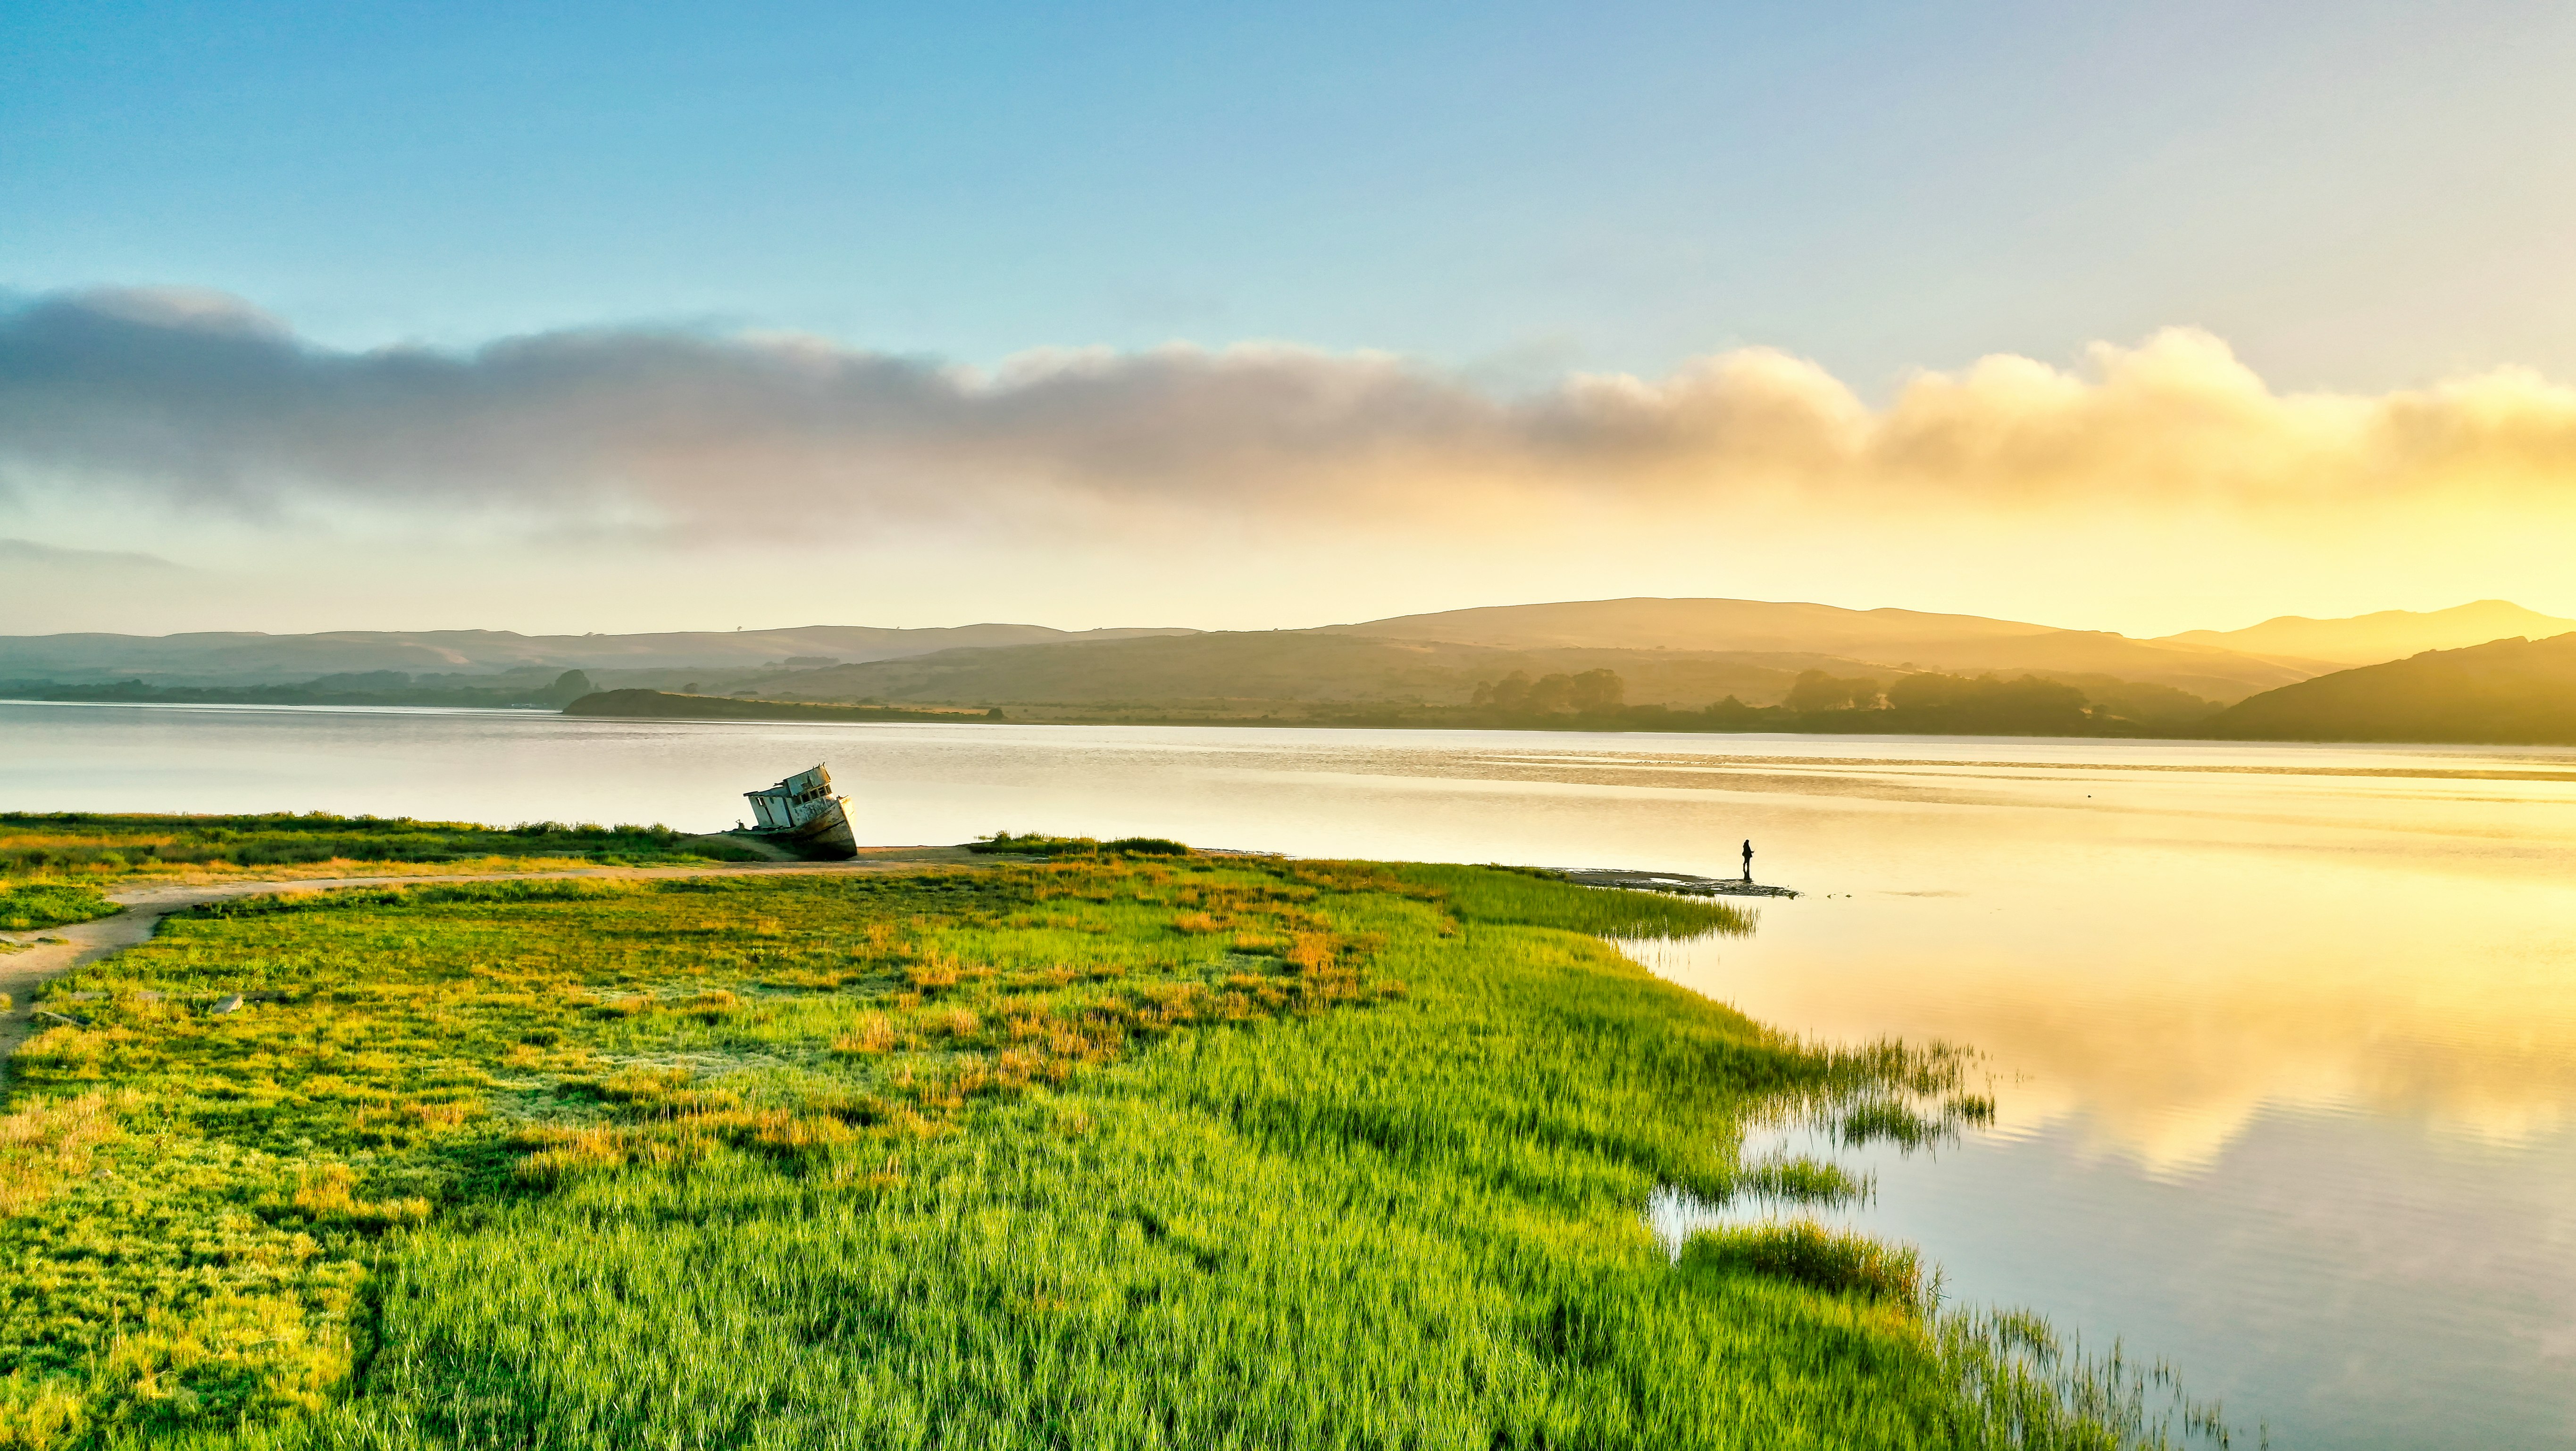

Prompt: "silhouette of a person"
[1741,839,1754,882]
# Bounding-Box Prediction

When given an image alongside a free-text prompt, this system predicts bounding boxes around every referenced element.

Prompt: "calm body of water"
[5,700,2573,1449]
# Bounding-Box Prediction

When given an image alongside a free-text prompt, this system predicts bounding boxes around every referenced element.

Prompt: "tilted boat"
[742,763,858,859]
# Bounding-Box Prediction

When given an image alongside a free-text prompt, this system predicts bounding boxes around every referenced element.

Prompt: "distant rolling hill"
[0,623,1195,686]
[36,597,2546,729]
[2157,601,2576,667]
[2208,633,2576,744]
[1317,598,2310,703]
[739,632,1844,714]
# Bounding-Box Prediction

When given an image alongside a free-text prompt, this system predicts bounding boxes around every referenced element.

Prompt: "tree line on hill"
[561,690,1004,723]
[1457,667,2218,735]
[0,669,606,709]
[30,635,2574,744]
[30,659,2217,737]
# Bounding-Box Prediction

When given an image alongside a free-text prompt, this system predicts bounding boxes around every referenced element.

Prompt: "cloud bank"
[4,286,2573,541]
[0,536,185,571]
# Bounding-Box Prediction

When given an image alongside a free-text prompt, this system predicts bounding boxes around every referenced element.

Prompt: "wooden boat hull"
[752,799,858,859]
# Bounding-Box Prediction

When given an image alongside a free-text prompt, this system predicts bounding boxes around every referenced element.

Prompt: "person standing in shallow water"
[1741,839,1754,881]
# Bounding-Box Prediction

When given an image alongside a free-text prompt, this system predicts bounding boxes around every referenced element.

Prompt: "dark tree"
[1568,668,1626,713]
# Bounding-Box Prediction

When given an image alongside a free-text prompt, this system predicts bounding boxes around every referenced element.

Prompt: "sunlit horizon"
[6,295,2574,640]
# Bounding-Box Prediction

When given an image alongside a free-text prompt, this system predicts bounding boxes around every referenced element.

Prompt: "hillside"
[1325,598,2059,652]
[2157,600,2576,667]
[731,632,1848,714]
[562,690,995,723]
[33,596,2537,712]
[1318,598,2307,702]
[2207,633,2576,744]
[630,632,2225,734]
[0,622,1194,686]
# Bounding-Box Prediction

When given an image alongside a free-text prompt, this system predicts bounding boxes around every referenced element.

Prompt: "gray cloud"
[4,287,2573,543]
[0,536,187,571]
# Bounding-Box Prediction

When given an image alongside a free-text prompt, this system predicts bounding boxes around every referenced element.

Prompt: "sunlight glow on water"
[5,701,2573,1448]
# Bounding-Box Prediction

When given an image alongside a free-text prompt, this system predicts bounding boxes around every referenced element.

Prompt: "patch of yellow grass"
[831,1013,898,1055]
[0,1093,121,1218]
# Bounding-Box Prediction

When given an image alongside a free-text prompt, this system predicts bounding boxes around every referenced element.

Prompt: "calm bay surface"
[5,700,2572,1448]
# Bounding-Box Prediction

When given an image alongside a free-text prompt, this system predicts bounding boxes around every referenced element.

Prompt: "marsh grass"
[0,813,759,884]
[0,885,121,934]
[1735,1154,1872,1205]
[0,1095,123,1218]
[1406,862,1754,939]
[968,831,1194,859]
[1937,1312,2253,1451]
[1683,1221,1925,1304]
[1,856,2218,1449]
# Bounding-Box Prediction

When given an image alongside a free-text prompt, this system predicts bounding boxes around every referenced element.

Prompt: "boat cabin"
[746,765,836,830]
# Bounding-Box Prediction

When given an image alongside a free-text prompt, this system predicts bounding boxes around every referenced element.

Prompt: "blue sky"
[6,1,2576,636]
[9,0,2571,390]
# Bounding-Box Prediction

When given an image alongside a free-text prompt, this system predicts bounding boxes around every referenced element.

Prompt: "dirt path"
[0,847,986,1074]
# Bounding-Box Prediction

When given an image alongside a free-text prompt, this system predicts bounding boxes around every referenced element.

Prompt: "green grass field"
[0,813,762,885]
[1,855,2216,1449]
[0,885,121,934]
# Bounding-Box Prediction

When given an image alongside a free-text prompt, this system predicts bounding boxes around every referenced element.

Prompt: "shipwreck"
[742,763,859,859]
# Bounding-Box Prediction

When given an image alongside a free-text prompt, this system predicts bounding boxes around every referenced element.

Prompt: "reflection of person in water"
[1741,839,1754,881]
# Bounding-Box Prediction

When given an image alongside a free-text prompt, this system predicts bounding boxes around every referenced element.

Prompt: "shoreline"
[14,693,2576,751]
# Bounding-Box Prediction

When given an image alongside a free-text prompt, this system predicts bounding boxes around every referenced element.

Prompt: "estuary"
[5,699,2572,1448]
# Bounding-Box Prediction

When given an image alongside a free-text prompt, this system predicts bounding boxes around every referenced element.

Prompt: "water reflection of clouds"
[1627,902,2576,1175]
[1700,1110,2576,1448]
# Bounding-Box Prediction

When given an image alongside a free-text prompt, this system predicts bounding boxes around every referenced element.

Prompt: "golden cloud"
[4,289,2571,539]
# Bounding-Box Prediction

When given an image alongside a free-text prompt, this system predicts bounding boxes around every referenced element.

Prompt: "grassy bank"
[0,814,762,885]
[3,855,2205,1449]
[0,886,121,934]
